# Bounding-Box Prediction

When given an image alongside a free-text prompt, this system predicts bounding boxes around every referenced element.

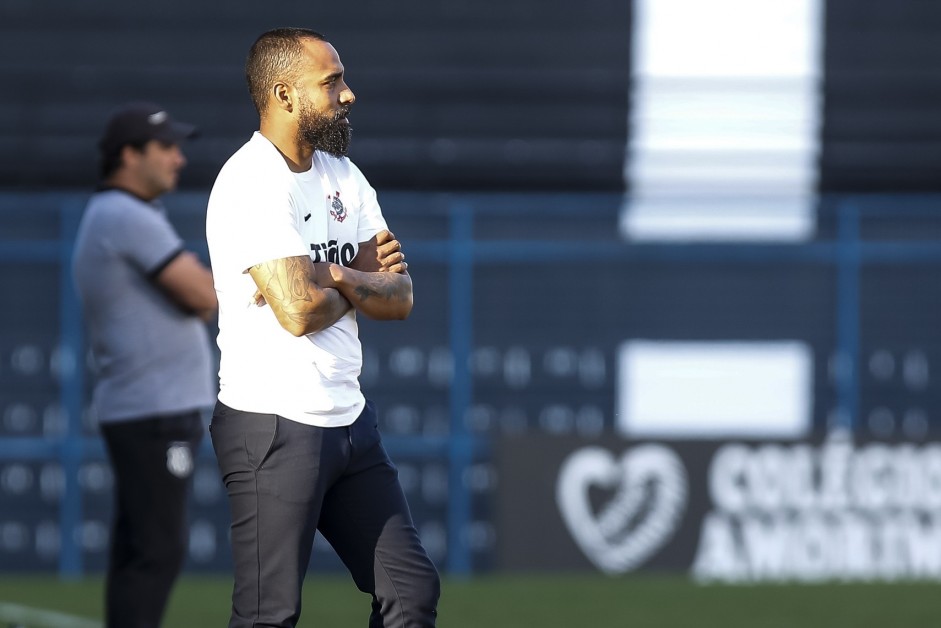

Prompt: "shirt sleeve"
[113,203,184,276]
[221,170,309,273]
[349,160,389,243]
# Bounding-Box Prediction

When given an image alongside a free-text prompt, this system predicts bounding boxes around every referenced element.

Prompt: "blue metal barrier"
[2,191,941,577]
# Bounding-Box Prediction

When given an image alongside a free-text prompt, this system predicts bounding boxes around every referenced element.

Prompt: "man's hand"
[351,230,408,274]
[377,230,408,273]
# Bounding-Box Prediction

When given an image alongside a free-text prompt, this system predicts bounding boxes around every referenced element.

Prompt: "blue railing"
[2,191,941,577]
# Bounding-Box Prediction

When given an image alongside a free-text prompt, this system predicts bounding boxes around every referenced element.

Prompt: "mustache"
[333,107,351,121]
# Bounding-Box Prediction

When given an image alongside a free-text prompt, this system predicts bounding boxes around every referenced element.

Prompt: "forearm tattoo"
[254,258,313,306]
[252,258,348,331]
[353,273,410,303]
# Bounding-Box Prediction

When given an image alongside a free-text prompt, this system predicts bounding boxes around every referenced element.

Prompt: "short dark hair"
[98,139,147,181]
[245,28,326,116]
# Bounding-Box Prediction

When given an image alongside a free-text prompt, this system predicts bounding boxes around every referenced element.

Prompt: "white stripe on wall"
[617,340,813,438]
[621,0,824,241]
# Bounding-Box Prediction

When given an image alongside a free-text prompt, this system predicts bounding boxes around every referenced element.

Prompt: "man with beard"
[205,28,440,628]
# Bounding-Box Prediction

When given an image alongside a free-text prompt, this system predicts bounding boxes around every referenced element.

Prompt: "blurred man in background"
[206,28,439,627]
[72,102,217,628]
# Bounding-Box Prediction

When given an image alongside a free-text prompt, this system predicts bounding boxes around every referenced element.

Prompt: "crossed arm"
[155,250,218,321]
[248,230,412,337]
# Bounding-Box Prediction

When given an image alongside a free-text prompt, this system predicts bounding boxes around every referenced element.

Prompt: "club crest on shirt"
[328,190,347,223]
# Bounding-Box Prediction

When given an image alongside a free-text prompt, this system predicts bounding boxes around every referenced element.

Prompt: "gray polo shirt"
[72,189,215,423]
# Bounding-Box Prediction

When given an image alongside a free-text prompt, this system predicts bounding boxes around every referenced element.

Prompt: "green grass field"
[0,574,939,627]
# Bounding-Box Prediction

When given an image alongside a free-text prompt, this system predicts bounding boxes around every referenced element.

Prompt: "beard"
[298,96,352,158]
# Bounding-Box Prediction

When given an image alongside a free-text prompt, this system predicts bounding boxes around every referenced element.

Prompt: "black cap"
[98,102,198,154]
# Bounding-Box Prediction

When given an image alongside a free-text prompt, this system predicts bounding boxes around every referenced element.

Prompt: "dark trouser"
[210,400,440,628]
[100,411,204,628]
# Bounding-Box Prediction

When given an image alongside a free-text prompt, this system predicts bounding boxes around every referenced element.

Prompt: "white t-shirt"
[206,132,387,427]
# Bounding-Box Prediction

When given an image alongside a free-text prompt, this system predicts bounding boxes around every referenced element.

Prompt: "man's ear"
[120,144,142,170]
[272,81,295,113]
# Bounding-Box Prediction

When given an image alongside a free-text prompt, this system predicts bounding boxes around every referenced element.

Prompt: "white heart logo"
[556,445,688,574]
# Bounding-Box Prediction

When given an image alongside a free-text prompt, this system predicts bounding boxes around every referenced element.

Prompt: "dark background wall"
[821,0,941,192]
[0,0,631,191]
[5,1,941,195]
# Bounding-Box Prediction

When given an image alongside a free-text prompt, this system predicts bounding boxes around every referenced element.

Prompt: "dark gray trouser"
[210,400,440,628]
[101,411,204,628]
